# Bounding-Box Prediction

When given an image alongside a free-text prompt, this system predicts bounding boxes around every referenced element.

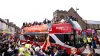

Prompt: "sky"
[0,0,100,27]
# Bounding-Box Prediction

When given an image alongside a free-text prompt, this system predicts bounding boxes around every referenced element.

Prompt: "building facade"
[0,18,20,35]
[52,7,100,30]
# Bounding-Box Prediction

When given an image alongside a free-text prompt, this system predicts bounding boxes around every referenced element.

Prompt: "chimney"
[7,19,9,23]
[4,19,9,23]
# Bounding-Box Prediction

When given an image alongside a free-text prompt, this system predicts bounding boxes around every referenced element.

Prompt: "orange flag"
[42,40,47,50]
[45,35,51,50]
[42,35,51,51]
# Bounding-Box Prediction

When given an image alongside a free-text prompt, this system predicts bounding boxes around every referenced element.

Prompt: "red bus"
[19,18,85,54]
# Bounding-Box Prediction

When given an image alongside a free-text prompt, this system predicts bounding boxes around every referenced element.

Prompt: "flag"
[76,8,79,10]
[76,7,79,10]
[45,35,51,50]
[42,35,51,50]
[42,40,47,50]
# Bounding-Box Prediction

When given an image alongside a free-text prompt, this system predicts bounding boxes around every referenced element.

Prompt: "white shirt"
[99,38,100,41]
[35,46,41,52]
[7,48,13,52]
[54,52,58,56]
[97,35,100,41]
[15,46,19,49]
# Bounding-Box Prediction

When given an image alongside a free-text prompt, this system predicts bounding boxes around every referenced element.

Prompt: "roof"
[0,18,8,24]
[84,20,100,24]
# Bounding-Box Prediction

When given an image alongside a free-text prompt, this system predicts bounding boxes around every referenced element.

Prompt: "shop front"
[1,29,11,36]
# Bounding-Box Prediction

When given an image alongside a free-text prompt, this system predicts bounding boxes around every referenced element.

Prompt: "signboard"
[49,23,73,33]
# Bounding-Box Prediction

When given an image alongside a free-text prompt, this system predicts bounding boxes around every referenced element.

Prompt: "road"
[82,45,100,54]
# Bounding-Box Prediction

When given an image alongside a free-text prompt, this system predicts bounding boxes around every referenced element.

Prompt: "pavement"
[76,45,100,56]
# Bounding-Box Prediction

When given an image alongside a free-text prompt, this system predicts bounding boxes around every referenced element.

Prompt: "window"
[10,27,12,32]
[64,34,74,47]
[64,34,84,48]
[60,15,65,19]
[99,25,100,29]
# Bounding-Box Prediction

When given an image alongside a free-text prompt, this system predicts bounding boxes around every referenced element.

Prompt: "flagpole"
[75,7,79,21]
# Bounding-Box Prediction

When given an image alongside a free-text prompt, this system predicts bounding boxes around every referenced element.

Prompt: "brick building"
[52,7,100,30]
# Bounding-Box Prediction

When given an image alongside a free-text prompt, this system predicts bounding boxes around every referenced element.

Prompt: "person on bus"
[23,22,25,27]
[28,23,31,27]
[25,40,32,49]
[25,22,28,27]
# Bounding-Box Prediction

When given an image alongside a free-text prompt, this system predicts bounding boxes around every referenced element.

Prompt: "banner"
[87,29,92,35]
[49,23,73,33]
[23,24,48,32]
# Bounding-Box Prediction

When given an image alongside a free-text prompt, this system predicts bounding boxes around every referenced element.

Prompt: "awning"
[49,23,73,33]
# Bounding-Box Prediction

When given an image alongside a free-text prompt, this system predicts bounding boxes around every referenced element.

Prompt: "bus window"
[64,34,84,48]
[22,34,48,42]
[49,36,56,43]
[64,34,74,47]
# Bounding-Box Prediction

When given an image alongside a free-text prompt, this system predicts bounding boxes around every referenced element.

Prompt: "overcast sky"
[0,0,100,27]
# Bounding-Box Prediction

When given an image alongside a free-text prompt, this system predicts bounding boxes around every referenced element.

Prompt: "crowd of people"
[22,19,51,28]
[0,34,100,56]
[82,34,100,49]
[0,35,71,56]
[0,33,100,56]
[22,16,75,29]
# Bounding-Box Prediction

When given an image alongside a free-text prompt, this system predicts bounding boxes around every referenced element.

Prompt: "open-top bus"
[19,18,85,54]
